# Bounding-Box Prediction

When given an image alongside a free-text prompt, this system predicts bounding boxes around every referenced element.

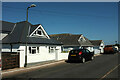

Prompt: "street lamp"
[26,4,36,22]
[24,4,36,67]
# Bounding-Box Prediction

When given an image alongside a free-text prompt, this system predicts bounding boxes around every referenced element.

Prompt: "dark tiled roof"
[0,20,15,33]
[2,21,62,45]
[30,24,40,34]
[50,34,93,46]
[90,40,103,46]
[79,37,93,46]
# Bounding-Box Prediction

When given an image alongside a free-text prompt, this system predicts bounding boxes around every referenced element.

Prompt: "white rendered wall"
[94,49,101,54]
[57,52,69,60]
[99,43,105,53]
[19,45,25,67]
[27,45,62,63]
[2,44,68,67]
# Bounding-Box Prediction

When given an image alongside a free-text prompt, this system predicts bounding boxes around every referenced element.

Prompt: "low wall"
[94,49,100,54]
[58,52,69,60]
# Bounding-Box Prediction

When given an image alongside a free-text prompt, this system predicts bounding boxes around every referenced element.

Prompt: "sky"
[2,2,118,45]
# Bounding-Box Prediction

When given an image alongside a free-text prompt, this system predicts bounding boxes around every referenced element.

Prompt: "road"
[2,53,120,80]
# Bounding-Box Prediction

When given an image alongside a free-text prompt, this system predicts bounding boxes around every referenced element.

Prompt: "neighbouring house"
[50,34,94,52]
[1,21,62,68]
[90,40,105,54]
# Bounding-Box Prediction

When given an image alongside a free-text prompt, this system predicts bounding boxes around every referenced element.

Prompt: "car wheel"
[82,58,85,63]
[91,56,94,60]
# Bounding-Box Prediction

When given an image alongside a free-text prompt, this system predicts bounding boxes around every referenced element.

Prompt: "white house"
[1,21,62,68]
[90,40,105,54]
[50,34,94,52]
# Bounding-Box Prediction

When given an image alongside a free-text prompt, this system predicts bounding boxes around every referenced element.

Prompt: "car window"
[82,50,86,53]
[70,50,79,53]
[86,49,90,53]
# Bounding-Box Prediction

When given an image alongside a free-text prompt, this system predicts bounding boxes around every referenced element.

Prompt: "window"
[86,49,90,53]
[49,46,56,53]
[82,50,86,53]
[32,48,36,54]
[29,47,31,53]
[33,29,44,36]
[80,38,83,41]
[37,47,39,53]
[79,37,86,42]
[38,30,42,35]
[29,47,40,54]
[101,46,103,47]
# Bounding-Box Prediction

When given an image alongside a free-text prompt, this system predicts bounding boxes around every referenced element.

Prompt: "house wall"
[2,44,62,67]
[19,45,25,67]
[94,48,100,54]
[57,52,69,60]
[99,42,105,53]
[93,46,101,54]
[27,45,61,63]
[93,42,105,54]
[2,43,70,67]
[2,44,25,67]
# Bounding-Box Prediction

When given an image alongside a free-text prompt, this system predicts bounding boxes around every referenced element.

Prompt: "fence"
[2,52,19,70]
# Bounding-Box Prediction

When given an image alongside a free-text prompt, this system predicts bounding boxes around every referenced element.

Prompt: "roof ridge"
[0,20,15,24]
[50,33,82,36]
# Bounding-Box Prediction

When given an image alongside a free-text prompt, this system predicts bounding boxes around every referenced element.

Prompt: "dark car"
[68,49,94,63]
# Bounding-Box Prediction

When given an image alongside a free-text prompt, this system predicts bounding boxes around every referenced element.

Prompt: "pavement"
[1,54,101,78]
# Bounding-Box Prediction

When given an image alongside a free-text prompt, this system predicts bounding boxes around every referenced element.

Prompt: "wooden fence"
[2,52,19,70]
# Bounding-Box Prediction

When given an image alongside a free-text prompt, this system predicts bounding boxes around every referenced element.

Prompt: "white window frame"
[30,25,50,39]
[29,46,40,54]
[49,46,56,53]
[33,29,44,37]
[79,37,86,42]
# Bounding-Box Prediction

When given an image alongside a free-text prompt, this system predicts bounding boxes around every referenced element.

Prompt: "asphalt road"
[3,53,120,80]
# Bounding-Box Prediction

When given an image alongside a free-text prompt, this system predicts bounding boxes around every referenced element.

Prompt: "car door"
[85,49,91,60]
[82,49,87,59]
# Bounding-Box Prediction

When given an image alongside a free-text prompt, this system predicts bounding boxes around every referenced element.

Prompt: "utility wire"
[3,5,116,19]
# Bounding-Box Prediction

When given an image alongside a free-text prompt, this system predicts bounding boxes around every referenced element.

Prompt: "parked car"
[68,49,94,63]
[104,45,118,54]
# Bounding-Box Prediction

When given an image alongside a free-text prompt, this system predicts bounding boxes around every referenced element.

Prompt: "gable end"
[30,25,50,39]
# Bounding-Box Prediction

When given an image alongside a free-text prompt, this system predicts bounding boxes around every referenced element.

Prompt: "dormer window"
[37,29,43,35]
[79,36,86,42]
[34,29,44,36]
[80,38,83,41]
[38,30,42,35]
[30,25,50,39]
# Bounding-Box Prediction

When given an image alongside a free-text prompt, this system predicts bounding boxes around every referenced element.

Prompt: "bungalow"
[50,34,94,52]
[1,21,62,68]
[90,40,105,54]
